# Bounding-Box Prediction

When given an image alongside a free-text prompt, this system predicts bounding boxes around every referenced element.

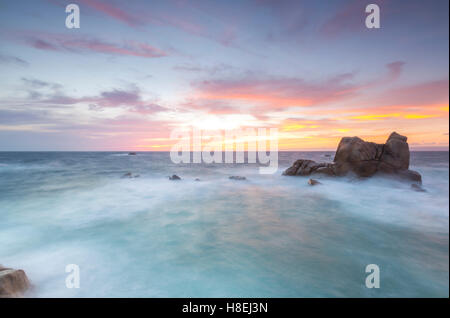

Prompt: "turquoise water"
[0,151,448,297]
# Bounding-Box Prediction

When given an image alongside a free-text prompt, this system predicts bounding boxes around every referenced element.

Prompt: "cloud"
[19,32,168,58]
[0,109,49,124]
[78,0,142,27]
[385,61,405,82]
[22,77,62,90]
[371,79,449,107]
[0,53,28,66]
[318,0,387,38]
[173,63,234,75]
[41,88,167,115]
[190,71,361,111]
[68,0,240,48]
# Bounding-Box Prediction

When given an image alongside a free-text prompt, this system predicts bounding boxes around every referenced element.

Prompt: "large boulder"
[283,132,422,183]
[379,132,410,171]
[333,136,384,177]
[0,266,30,297]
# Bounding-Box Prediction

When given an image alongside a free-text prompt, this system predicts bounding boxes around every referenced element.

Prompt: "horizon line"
[0,148,448,152]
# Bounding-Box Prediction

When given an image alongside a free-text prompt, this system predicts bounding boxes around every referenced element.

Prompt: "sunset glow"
[0,0,448,151]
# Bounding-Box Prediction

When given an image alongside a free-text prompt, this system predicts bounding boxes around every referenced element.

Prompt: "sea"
[0,151,448,297]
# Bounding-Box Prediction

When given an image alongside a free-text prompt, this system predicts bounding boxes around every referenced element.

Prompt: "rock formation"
[283,132,422,183]
[169,174,181,180]
[0,266,30,297]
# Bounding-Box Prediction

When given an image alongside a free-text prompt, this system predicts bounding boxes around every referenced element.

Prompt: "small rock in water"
[411,183,426,192]
[169,174,181,180]
[128,152,137,155]
[308,178,321,186]
[122,172,139,178]
[229,176,246,180]
[195,178,201,181]
[0,265,30,297]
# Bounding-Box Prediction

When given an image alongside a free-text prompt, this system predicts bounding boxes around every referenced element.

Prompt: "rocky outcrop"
[283,132,422,183]
[169,174,181,180]
[0,266,30,297]
[283,160,335,177]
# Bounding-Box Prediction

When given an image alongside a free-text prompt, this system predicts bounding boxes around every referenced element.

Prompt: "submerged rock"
[128,152,137,155]
[0,266,30,297]
[396,169,422,184]
[308,179,321,186]
[169,174,181,180]
[411,183,426,192]
[283,132,422,182]
[229,176,246,180]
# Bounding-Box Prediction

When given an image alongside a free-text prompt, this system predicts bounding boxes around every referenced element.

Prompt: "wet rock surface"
[0,266,30,297]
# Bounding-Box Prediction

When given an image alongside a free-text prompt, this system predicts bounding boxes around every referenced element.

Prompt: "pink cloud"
[20,32,167,58]
[42,88,167,115]
[191,72,362,110]
[385,61,405,82]
[71,0,237,47]
[371,79,449,107]
[319,0,388,38]
[78,0,141,27]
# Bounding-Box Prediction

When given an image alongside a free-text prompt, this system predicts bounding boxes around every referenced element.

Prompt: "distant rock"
[122,172,139,178]
[283,132,422,183]
[128,152,137,155]
[0,266,30,297]
[195,178,201,181]
[229,176,246,180]
[169,174,181,180]
[308,179,321,186]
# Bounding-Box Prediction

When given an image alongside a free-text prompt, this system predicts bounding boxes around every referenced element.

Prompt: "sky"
[0,0,448,151]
